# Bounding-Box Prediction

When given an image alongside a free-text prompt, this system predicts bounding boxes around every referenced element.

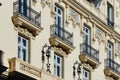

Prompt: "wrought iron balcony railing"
[13,1,41,27]
[105,58,120,75]
[80,43,99,62]
[50,24,73,46]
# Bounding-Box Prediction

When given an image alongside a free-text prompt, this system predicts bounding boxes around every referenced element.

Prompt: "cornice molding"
[62,0,120,42]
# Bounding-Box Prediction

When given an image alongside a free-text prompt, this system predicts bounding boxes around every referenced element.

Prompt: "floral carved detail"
[115,43,120,58]
[52,47,66,57]
[14,26,34,39]
[82,63,93,71]
[67,9,80,27]
[93,28,105,44]
[41,0,51,8]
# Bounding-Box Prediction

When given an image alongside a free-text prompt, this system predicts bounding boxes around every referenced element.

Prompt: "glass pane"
[18,36,21,43]
[23,39,26,47]
[57,57,60,64]
[58,9,61,14]
[57,66,60,77]
[54,64,56,75]
[55,7,56,12]
[22,49,26,61]
[85,72,87,77]
[18,47,21,58]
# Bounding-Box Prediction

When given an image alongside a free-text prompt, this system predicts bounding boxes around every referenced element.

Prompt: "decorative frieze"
[67,9,80,27]
[41,0,51,8]
[14,26,35,39]
[93,28,105,44]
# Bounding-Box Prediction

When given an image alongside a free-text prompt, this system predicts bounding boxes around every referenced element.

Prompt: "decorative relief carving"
[14,26,35,39]
[52,47,66,57]
[115,43,120,58]
[93,28,105,44]
[41,0,51,8]
[105,76,115,80]
[82,63,93,71]
[67,9,80,27]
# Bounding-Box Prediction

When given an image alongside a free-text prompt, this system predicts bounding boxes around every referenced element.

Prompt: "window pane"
[23,39,26,47]
[18,36,21,43]
[57,66,60,77]
[58,9,61,14]
[57,57,60,64]
[22,49,26,61]
[18,46,21,58]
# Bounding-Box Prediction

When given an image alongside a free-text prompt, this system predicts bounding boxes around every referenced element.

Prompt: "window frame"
[54,53,63,78]
[18,35,29,62]
[83,68,90,80]
[107,2,114,27]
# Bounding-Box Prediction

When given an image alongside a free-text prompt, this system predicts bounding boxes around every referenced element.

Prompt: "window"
[19,0,30,17]
[54,54,62,78]
[107,42,113,67]
[83,25,90,45]
[107,2,114,27]
[18,35,29,62]
[54,6,63,27]
[54,6,63,37]
[107,42,113,59]
[83,69,90,80]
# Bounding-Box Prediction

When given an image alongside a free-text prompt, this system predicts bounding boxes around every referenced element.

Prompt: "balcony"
[104,58,120,80]
[8,57,41,80]
[12,1,43,37]
[49,24,75,54]
[79,43,100,69]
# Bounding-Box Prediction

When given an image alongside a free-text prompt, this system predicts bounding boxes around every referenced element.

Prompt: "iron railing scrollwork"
[80,43,99,62]
[50,24,73,46]
[105,58,120,74]
[13,1,41,27]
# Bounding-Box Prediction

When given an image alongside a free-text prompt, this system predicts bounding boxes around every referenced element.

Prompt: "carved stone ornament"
[115,43,120,58]
[82,63,93,71]
[105,76,114,80]
[68,9,80,27]
[52,46,66,57]
[14,26,35,39]
[41,0,51,8]
[94,28,105,44]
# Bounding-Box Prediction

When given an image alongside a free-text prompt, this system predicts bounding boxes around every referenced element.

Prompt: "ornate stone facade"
[41,0,51,8]
[67,9,80,27]
[14,26,35,39]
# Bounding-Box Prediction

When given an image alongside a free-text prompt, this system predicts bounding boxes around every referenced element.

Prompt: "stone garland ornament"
[41,0,51,8]
[68,9,80,27]
[93,28,105,44]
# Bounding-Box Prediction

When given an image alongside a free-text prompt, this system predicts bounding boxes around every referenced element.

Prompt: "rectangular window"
[107,2,114,27]
[18,35,29,62]
[83,25,91,53]
[107,42,113,59]
[83,69,90,80]
[54,54,62,78]
[54,6,63,38]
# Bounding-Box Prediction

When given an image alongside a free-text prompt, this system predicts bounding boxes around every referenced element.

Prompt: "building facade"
[0,0,120,80]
